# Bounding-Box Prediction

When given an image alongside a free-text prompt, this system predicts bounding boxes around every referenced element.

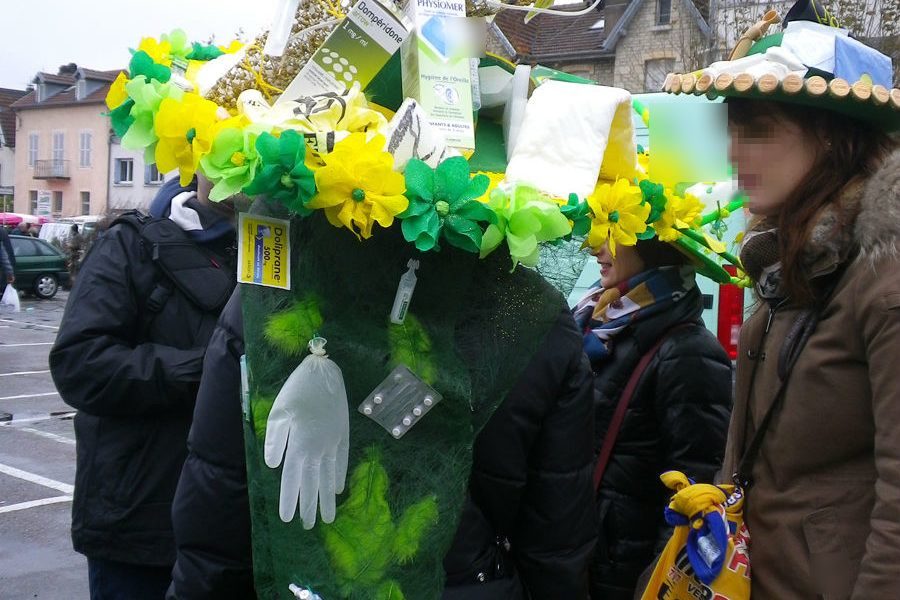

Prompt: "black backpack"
[112,211,235,316]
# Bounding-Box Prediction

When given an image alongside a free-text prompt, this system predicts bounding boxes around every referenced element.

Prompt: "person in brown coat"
[662,5,900,596]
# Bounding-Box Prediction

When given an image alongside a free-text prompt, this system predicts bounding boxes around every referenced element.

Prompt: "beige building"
[490,0,712,93]
[0,88,27,211]
[12,66,118,218]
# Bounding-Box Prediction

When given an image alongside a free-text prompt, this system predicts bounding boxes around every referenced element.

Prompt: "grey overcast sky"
[0,0,276,89]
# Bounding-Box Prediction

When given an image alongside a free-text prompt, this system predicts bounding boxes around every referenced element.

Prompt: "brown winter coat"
[722,148,900,600]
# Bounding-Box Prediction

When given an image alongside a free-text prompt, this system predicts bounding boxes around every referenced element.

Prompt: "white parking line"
[0,370,51,377]
[0,495,72,514]
[0,391,59,401]
[7,426,76,446]
[0,462,74,494]
[0,342,54,347]
[0,319,59,331]
[0,412,75,425]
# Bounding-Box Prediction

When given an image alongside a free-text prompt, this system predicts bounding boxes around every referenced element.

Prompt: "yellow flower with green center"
[653,191,704,242]
[155,93,232,186]
[586,178,649,256]
[308,133,408,239]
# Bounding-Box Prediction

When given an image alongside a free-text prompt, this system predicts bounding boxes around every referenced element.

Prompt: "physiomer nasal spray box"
[400,0,480,150]
[279,0,409,100]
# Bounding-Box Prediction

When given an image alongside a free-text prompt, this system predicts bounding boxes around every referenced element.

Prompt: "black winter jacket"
[169,288,597,599]
[49,188,235,566]
[588,285,732,599]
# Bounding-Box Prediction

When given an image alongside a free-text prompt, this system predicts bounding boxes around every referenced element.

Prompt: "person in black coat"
[169,283,597,599]
[49,177,237,600]
[573,238,733,600]
[0,225,15,296]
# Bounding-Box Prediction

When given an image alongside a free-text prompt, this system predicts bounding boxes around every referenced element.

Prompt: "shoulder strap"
[733,264,848,490]
[593,322,693,492]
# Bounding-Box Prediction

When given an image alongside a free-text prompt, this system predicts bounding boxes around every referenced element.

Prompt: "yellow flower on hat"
[154,93,231,186]
[137,36,173,67]
[308,133,408,239]
[654,191,704,242]
[586,178,650,256]
[105,72,129,110]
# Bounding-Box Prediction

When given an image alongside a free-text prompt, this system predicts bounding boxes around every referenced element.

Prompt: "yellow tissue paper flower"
[308,133,408,239]
[654,191,704,242]
[105,72,129,110]
[137,37,172,67]
[155,93,233,186]
[586,178,650,256]
[219,40,245,54]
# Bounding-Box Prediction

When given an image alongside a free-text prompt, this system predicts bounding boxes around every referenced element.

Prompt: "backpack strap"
[593,323,694,492]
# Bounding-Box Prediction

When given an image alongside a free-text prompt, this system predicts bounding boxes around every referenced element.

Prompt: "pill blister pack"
[358,365,442,439]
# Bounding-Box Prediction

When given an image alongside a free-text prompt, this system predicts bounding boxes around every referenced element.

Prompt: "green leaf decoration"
[375,581,406,600]
[263,295,324,356]
[399,158,497,253]
[322,448,438,597]
[252,395,274,440]
[244,130,316,215]
[387,314,437,386]
[128,50,171,83]
[393,495,439,564]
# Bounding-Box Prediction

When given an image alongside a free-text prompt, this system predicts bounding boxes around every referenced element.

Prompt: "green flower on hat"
[480,183,572,268]
[200,124,266,202]
[560,193,592,238]
[160,29,192,61]
[128,50,171,84]
[244,130,317,215]
[186,42,225,62]
[399,157,496,254]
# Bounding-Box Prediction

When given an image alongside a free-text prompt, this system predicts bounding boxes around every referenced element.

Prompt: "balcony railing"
[33,159,70,179]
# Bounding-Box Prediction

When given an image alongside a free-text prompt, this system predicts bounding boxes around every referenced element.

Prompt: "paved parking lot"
[0,290,90,598]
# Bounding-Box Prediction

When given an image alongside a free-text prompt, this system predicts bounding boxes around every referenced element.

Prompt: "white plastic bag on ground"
[1,285,19,312]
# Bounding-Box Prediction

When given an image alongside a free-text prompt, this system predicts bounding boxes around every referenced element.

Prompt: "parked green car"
[9,234,69,299]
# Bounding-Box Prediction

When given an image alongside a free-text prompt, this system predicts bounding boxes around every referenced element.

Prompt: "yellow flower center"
[352,188,366,202]
[230,151,246,167]
[435,200,450,217]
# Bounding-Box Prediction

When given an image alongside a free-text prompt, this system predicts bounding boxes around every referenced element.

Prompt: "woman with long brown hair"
[666,2,900,596]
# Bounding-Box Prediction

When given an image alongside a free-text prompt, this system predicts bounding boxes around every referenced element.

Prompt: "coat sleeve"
[851,254,900,598]
[652,328,733,549]
[0,242,12,277]
[471,308,596,598]
[49,227,206,416]
[169,289,255,600]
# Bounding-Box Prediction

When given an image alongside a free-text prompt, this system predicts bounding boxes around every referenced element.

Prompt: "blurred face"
[728,111,819,217]
[594,242,646,289]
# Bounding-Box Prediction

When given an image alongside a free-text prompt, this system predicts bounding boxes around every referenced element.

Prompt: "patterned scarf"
[573,266,696,363]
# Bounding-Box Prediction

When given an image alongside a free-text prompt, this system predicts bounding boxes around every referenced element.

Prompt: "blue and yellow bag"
[640,471,751,600]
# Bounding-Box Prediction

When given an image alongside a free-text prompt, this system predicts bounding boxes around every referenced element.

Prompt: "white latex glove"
[264,337,350,528]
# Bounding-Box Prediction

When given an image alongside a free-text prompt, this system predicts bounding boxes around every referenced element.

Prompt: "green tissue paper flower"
[244,130,317,215]
[161,29,192,61]
[263,295,324,356]
[479,183,572,268]
[119,76,184,162]
[637,179,667,240]
[560,193,592,238]
[322,448,438,598]
[128,50,171,83]
[186,42,225,62]
[200,124,266,202]
[399,157,495,254]
[109,100,136,138]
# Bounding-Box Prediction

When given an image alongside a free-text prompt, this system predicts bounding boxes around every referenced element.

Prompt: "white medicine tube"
[390,259,419,324]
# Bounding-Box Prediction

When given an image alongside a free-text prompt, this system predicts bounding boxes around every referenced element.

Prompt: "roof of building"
[0,88,28,148]
[493,6,608,62]
[11,66,119,111]
[493,0,711,62]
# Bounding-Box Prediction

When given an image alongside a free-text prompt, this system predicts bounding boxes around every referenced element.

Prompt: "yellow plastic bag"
[640,471,750,600]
